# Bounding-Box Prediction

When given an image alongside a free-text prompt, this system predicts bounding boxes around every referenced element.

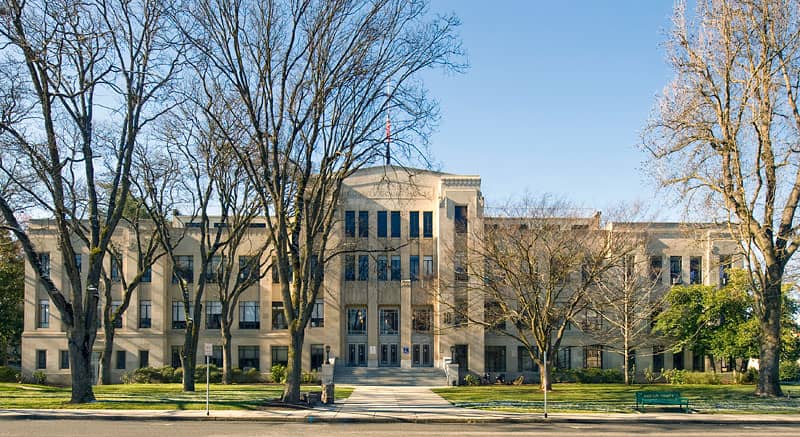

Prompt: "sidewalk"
[2,385,800,424]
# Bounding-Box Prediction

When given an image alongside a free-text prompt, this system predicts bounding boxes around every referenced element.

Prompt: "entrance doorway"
[411,344,432,367]
[347,343,367,367]
[453,344,468,382]
[379,343,399,367]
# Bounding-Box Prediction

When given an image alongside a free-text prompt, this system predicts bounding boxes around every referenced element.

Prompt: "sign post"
[204,343,212,416]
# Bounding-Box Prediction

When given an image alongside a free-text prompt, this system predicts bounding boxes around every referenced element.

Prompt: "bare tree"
[183,0,464,402]
[0,0,182,402]
[643,0,800,396]
[442,196,631,390]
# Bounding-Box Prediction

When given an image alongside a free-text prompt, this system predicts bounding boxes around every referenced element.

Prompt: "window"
[139,350,149,368]
[271,258,292,283]
[518,346,536,372]
[485,346,506,372]
[171,345,183,368]
[239,301,260,329]
[690,256,702,284]
[172,301,188,329]
[358,211,369,238]
[377,255,387,281]
[423,256,434,278]
[111,257,122,282]
[413,307,432,332]
[36,350,46,369]
[584,345,603,369]
[719,255,732,286]
[173,255,193,284]
[344,210,356,238]
[209,346,223,367]
[111,301,122,328]
[139,300,152,328]
[358,255,369,281]
[409,211,419,238]
[454,256,467,282]
[453,291,468,326]
[652,346,665,371]
[380,308,399,335]
[582,308,602,331]
[390,211,401,238]
[239,256,258,281]
[311,301,324,327]
[556,347,572,369]
[311,344,325,371]
[38,299,50,328]
[206,255,223,283]
[310,254,323,281]
[39,252,50,277]
[377,211,387,238]
[390,255,401,281]
[272,302,287,330]
[206,301,222,329]
[409,255,419,281]
[649,255,662,283]
[454,205,468,234]
[485,301,506,330]
[141,266,152,282]
[238,345,260,370]
[59,350,69,369]
[116,350,126,370]
[347,307,367,334]
[669,256,682,284]
[344,255,356,281]
[423,212,433,238]
[75,254,81,272]
[271,346,288,368]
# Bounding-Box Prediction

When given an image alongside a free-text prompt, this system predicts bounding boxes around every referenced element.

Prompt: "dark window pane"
[358,255,369,281]
[423,212,433,238]
[409,211,419,238]
[454,206,468,234]
[377,211,387,238]
[409,255,419,281]
[344,255,355,281]
[344,211,356,237]
[358,211,369,238]
[390,255,401,281]
[390,211,401,238]
[377,255,387,281]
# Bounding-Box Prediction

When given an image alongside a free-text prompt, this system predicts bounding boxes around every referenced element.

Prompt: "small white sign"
[204,343,213,356]
[369,345,376,355]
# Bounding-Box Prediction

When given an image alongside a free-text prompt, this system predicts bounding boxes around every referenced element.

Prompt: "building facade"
[21,166,739,384]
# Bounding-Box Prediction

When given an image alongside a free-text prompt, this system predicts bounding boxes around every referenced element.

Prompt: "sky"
[423,1,677,214]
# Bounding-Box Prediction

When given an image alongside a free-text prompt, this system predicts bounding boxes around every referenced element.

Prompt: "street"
[1,419,799,436]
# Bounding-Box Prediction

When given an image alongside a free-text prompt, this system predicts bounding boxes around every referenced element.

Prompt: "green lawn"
[433,383,800,414]
[0,383,353,410]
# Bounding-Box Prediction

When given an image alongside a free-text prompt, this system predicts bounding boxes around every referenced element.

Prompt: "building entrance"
[411,343,432,367]
[347,343,367,367]
[379,343,399,367]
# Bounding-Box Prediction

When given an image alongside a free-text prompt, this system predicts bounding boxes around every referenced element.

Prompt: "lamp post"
[325,345,331,363]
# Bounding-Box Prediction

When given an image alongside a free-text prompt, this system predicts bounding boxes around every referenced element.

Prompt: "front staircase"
[333,366,447,386]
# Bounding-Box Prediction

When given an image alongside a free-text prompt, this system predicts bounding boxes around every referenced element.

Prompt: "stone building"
[21,166,738,384]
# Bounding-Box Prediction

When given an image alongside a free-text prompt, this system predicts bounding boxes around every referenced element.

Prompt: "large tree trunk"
[67,328,96,403]
[282,328,305,403]
[538,352,552,392]
[623,336,630,385]
[756,280,783,397]
[182,321,199,392]
[221,321,233,385]
[99,324,115,385]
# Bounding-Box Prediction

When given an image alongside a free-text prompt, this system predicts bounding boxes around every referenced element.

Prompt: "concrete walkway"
[2,385,800,424]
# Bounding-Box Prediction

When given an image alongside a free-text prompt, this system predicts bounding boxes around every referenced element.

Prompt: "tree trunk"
[756,281,783,397]
[538,355,552,392]
[67,328,96,403]
[182,321,199,392]
[623,336,630,385]
[99,324,115,385]
[282,328,305,403]
[221,322,233,385]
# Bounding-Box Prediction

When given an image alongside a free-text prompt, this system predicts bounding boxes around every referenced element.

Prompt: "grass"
[0,383,353,410]
[433,383,800,414]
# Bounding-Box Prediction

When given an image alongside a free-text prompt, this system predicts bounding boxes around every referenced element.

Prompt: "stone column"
[400,279,412,368]
[367,284,378,367]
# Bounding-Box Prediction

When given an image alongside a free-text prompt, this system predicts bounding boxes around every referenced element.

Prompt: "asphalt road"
[1,420,799,436]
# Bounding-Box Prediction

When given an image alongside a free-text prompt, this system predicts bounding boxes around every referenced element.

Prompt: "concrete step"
[333,366,447,386]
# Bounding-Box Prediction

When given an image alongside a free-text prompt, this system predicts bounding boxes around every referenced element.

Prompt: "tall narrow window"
[272,302,287,329]
[111,301,122,328]
[649,255,662,283]
[239,255,258,281]
[38,299,50,328]
[485,346,506,372]
[344,210,356,237]
[348,307,367,334]
[139,350,149,368]
[379,308,399,335]
[75,254,82,272]
[719,255,732,286]
[239,301,260,329]
[36,350,46,369]
[206,301,222,329]
[390,211,401,238]
[38,252,50,278]
[584,345,603,369]
[111,257,122,282]
[172,301,187,329]
[454,205,468,234]
[59,350,70,369]
[377,211,388,238]
[139,300,152,328]
[141,266,152,283]
[423,212,433,238]
[173,255,193,284]
[358,255,369,281]
[344,255,356,281]
[358,211,369,238]
[423,256,434,279]
[390,255,401,281]
[518,346,536,372]
[690,256,702,284]
[311,301,324,327]
[206,255,223,283]
[409,255,419,281]
[669,256,682,284]
[377,255,388,281]
[116,350,126,370]
[409,211,419,238]
[413,307,432,332]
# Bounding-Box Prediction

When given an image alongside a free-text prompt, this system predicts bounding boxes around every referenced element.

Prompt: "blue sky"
[424,1,676,214]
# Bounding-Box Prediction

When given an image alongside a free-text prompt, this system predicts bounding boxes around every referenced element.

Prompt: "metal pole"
[206,355,210,416]
[543,348,548,419]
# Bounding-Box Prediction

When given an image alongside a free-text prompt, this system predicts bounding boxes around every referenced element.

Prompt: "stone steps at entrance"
[333,366,447,386]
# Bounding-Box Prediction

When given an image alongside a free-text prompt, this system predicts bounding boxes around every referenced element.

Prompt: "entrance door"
[347,343,366,367]
[453,344,468,382]
[380,343,399,367]
[412,344,433,367]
